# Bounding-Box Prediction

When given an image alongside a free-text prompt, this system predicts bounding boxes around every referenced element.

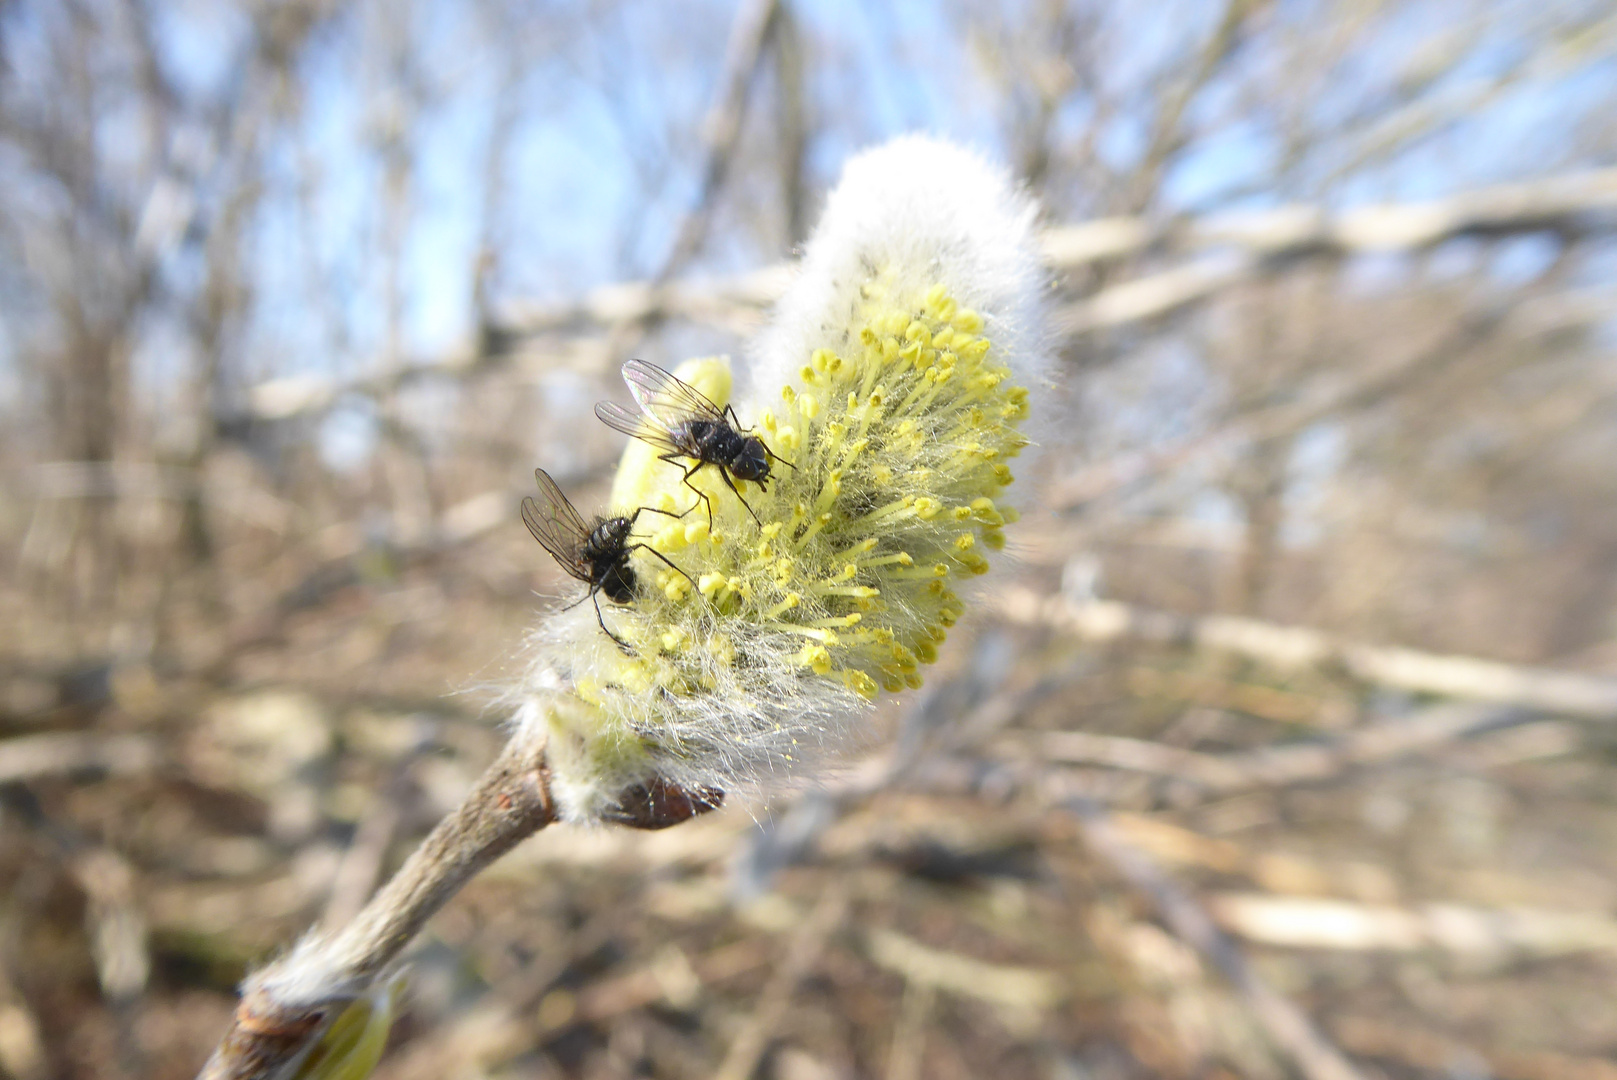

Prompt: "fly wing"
[523,469,594,581]
[593,400,683,454]
[620,358,728,431]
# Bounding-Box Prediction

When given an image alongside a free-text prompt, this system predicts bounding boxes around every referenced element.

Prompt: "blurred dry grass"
[6,1,1617,1077]
[8,456,1617,1078]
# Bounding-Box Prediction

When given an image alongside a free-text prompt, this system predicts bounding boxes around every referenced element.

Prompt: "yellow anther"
[654,524,686,550]
[844,670,879,700]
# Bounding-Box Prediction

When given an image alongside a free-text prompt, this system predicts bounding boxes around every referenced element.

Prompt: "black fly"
[595,359,794,527]
[523,468,691,651]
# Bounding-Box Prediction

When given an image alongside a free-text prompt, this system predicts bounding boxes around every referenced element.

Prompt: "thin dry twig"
[883,980,935,1080]
[996,592,1617,721]
[1024,702,1518,794]
[0,732,161,784]
[1050,298,1518,509]
[321,771,410,931]
[1209,892,1617,957]
[712,884,849,1080]
[1332,1014,1617,1080]
[1069,797,1367,1080]
[656,0,782,282]
[0,963,47,1080]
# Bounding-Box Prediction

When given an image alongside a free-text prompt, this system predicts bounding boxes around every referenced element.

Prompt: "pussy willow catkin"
[519,135,1050,823]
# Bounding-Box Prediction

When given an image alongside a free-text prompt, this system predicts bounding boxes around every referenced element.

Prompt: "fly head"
[728,436,772,485]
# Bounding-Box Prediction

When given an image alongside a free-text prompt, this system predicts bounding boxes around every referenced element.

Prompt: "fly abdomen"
[598,562,637,605]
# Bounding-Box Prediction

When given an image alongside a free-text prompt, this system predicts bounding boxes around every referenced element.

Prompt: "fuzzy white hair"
[750,134,1051,403]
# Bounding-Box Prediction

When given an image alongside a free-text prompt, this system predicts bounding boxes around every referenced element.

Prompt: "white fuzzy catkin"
[518,135,1050,824]
[750,134,1050,402]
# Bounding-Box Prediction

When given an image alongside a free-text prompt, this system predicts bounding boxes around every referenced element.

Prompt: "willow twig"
[197,738,556,1080]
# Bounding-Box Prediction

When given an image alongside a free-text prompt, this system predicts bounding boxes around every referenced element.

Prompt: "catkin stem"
[197,737,556,1080]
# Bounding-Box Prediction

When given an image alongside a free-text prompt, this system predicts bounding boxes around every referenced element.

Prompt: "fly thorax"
[592,518,634,551]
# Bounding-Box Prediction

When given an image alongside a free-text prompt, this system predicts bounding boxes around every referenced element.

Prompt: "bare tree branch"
[655,0,782,282]
[995,591,1617,720]
[239,167,1617,423]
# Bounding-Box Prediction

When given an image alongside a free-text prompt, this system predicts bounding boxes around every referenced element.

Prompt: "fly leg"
[655,453,713,524]
[593,592,633,653]
[719,469,763,526]
[630,494,687,523]
[676,459,716,528]
[626,543,694,586]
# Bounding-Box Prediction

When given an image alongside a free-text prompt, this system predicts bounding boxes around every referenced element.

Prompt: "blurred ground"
[6,471,1617,1079]
[5,1,1617,1077]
